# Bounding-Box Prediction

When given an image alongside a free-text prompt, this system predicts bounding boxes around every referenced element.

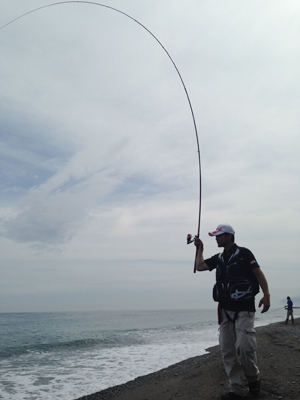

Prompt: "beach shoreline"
[75,318,300,400]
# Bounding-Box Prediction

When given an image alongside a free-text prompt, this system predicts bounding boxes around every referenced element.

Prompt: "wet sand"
[75,318,300,400]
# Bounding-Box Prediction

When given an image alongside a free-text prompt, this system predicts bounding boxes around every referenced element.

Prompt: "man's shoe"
[221,393,244,400]
[249,380,260,396]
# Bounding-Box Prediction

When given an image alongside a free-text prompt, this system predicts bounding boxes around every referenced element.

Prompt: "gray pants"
[219,309,260,396]
[286,309,294,323]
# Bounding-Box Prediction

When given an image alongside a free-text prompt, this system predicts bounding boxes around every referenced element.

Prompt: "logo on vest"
[230,285,252,300]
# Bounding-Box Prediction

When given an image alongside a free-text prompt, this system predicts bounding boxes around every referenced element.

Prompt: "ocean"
[0,308,290,400]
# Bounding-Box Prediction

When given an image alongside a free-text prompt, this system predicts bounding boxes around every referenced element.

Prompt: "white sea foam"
[1,338,218,400]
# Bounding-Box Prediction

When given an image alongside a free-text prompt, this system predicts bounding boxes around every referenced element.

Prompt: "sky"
[0,0,299,313]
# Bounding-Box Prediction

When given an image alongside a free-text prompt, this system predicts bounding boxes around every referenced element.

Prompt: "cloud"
[0,0,299,311]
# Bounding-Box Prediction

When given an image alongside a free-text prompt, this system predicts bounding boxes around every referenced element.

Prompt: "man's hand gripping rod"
[187,234,199,273]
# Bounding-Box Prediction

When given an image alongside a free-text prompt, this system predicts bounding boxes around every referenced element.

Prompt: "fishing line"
[1,1,201,270]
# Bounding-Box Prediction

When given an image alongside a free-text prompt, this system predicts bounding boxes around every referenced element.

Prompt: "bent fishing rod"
[267,306,300,313]
[1,1,202,271]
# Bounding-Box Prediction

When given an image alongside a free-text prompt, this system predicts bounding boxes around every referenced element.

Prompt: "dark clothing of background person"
[285,297,294,324]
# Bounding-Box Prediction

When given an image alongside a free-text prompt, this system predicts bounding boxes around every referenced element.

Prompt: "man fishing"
[285,296,294,324]
[194,224,270,400]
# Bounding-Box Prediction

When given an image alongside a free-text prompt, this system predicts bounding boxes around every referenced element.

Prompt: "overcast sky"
[1,0,299,313]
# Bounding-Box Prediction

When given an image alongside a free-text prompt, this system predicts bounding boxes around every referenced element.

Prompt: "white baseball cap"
[208,224,235,237]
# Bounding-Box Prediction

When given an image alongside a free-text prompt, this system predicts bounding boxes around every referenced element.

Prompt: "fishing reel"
[187,234,198,244]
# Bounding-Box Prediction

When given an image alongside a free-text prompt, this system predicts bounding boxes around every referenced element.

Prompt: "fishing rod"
[267,306,300,313]
[267,306,285,313]
[1,1,202,272]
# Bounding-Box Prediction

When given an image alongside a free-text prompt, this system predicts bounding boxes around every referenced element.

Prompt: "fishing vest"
[212,246,260,303]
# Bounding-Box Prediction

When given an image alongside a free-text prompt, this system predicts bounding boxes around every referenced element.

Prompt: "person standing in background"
[285,296,294,324]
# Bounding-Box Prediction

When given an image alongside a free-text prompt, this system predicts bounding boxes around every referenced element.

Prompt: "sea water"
[0,308,290,400]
